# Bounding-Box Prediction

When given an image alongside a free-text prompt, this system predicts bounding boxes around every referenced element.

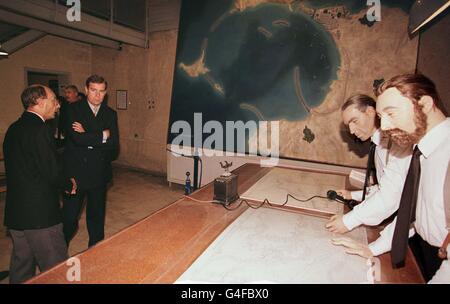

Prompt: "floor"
[0,167,184,284]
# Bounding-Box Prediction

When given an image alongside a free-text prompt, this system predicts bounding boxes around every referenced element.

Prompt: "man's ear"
[85,86,89,95]
[366,106,376,117]
[35,97,45,108]
[418,95,434,114]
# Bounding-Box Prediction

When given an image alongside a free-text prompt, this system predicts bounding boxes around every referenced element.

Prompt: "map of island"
[169,0,418,167]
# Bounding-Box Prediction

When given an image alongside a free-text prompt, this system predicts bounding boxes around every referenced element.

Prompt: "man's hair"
[375,73,447,115]
[21,85,47,109]
[341,94,376,112]
[65,85,79,93]
[85,74,108,89]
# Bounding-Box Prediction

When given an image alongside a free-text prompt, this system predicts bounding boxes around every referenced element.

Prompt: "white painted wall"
[167,144,359,187]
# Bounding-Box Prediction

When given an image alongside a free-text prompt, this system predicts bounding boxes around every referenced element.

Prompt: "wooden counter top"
[28,164,423,284]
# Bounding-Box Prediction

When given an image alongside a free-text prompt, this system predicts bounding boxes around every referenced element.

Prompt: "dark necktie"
[391,146,422,268]
[362,142,377,202]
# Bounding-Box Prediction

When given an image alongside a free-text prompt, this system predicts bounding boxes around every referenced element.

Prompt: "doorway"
[25,68,70,97]
[25,69,70,147]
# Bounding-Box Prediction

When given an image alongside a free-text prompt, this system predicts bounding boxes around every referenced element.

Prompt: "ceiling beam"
[0,9,121,50]
[2,29,46,54]
[0,0,147,48]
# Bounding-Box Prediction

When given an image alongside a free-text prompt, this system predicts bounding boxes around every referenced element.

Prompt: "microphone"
[326,190,359,209]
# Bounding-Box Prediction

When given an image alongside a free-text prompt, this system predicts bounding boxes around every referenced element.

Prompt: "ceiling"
[0,0,181,54]
[0,21,27,44]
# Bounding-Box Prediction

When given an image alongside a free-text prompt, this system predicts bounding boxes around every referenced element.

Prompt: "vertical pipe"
[110,0,114,35]
[145,0,149,48]
[193,156,199,191]
[54,0,58,22]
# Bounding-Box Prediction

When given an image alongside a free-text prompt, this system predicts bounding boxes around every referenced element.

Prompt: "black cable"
[267,194,329,207]
[198,157,203,188]
[222,193,330,211]
[168,148,331,210]
[166,148,194,159]
[222,200,246,211]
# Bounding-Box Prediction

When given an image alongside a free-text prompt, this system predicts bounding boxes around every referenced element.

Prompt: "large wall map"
[168,0,417,167]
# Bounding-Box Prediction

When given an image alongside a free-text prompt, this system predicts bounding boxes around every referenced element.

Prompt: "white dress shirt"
[343,129,413,230]
[87,102,100,117]
[350,129,389,202]
[87,101,107,143]
[368,118,450,282]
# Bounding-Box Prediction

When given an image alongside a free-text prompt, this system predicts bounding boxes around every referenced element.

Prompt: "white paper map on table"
[240,167,346,214]
[176,207,370,284]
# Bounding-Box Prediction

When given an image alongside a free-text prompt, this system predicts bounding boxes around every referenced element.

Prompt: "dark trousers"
[409,233,444,282]
[63,185,107,247]
[9,223,68,284]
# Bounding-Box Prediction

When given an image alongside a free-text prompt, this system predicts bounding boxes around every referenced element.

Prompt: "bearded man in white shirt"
[332,74,450,283]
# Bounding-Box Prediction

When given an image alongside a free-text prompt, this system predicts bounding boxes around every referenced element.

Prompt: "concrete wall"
[0,35,91,142]
[0,30,179,176]
[416,11,450,115]
[92,30,179,175]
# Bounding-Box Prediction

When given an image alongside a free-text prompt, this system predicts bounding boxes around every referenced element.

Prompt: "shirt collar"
[26,110,45,122]
[371,128,382,146]
[87,100,101,114]
[417,118,450,158]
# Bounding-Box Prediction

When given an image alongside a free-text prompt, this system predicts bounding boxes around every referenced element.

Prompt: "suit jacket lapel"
[83,99,105,120]
[95,102,105,120]
[81,99,107,132]
[82,99,96,119]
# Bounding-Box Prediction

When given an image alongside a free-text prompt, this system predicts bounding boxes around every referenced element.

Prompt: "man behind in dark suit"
[63,75,119,247]
[57,85,82,144]
[3,85,77,283]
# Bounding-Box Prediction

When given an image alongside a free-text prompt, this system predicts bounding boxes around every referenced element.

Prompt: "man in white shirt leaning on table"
[325,94,412,234]
[332,74,450,283]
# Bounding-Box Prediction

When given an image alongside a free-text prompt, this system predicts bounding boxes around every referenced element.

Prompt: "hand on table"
[325,214,350,234]
[331,236,373,259]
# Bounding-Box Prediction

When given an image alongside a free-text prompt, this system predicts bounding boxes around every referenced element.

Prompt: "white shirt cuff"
[342,212,362,231]
[351,190,363,201]
[102,131,108,143]
[368,226,416,257]
[368,239,391,257]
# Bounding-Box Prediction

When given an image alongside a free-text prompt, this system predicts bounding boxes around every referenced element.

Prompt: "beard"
[382,103,427,147]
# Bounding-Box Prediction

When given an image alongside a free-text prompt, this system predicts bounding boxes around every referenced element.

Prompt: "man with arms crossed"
[63,75,119,248]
